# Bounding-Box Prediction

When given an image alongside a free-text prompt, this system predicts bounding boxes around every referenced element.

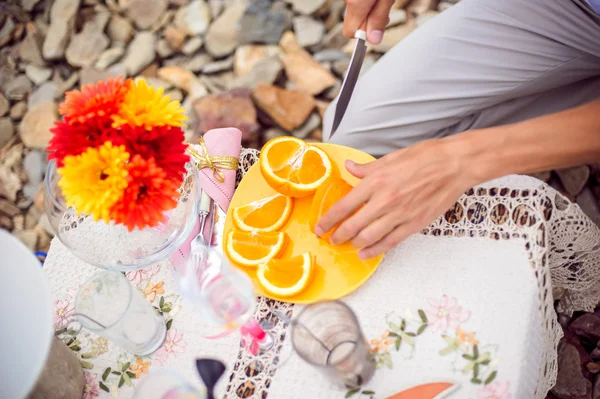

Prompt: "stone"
[557,166,590,197]
[239,0,291,45]
[292,112,320,139]
[288,0,326,15]
[315,99,329,119]
[552,338,593,399]
[55,73,79,96]
[94,47,125,70]
[408,0,439,15]
[174,0,212,36]
[28,82,57,109]
[185,53,213,72]
[19,31,45,67]
[125,0,168,29]
[122,31,156,76]
[233,45,281,76]
[264,127,286,142]
[5,75,32,101]
[233,55,282,90]
[156,40,175,59]
[43,0,81,60]
[205,3,246,58]
[14,230,38,250]
[65,22,110,67]
[252,83,315,131]
[332,58,350,78]
[0,94,8,117]
[393,0,412,8]
[165,89,184,102]
[571,313,600,346]
[10,101,27,121]
[313,49,349,63]
[577,188,600,227]
[202,56,234,74]
[182,36,204,55]
[164,25,187,50]
[293,16,325,48]
[80,65,124,85]
[157,66,202,93]
[193,88,259,138]
[323,79,341,100]
[529,171,552,182]
[371,20,417,52]
[0,198,20,218]
[416,10,440,26]
[25,64,52,85]
[107,14,133,45]
[19,101,57,149]
[0,118,14,148]
[282,50,336,95]
[325,0,345,30]
[322,23,348,49]
[388,9,408,27]
[0,17,15,47]
[137,77,172,91]
[23,150,45,198]
[438,1,454,11]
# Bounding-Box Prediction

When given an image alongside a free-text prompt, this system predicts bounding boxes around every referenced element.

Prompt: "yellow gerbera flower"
[58,142,130,222]
[112,79,187,129]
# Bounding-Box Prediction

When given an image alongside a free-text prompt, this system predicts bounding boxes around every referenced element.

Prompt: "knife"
[330,24,368,137]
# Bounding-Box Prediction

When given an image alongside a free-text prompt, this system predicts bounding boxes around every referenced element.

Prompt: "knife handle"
[355,20,367,40]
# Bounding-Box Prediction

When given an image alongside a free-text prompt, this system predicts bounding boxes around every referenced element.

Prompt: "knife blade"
[330,29,367,137]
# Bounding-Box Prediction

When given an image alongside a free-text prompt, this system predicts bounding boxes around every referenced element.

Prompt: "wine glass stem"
[257,331,274,353]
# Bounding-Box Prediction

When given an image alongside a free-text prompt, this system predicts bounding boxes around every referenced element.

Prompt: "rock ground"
[1,0,599,395]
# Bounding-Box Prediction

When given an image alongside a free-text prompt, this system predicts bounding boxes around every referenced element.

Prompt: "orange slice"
[232,194,293,232]
[309,176,354,242]
[260,136,333,198]
[257,252,315,297]
[225,230,287,268]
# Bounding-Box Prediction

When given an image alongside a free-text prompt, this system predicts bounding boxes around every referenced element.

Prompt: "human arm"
[315,98,600,259]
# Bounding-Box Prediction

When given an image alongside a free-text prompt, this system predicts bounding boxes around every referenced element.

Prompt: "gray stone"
[205,3,246,58]
[287,0,326,15]
[9,101,27,121]
[65,22,110,67]
[0,118,14,148]
[594,375,600,399]
[94,47,125,70]
[19,31,45,67]
[239,0,291,45]
[0,94,8,117]
[185,53,213,72]
[107,14,134,45]
[388,9,408,27]
[23,150,45,199]
[25,65,52,85]
[43,0,81,60]
[21,0,42,11]
[325,0,345,30]
[570,313,600,347]
[139,77,173,91]
[293,112,320,139]
[332,58,350,78]
[232,55,282,89]
[5,75,32,101]
[557,166,590,197]
[293,16,325,48]
[0,17,15,47]
[313,49,349,63]
[182,36,204,55]
[165,89,184,102]
[28,82,57,109]
[323,79,341,100]
[577,188,600,227]
[416,10,440,26]
[174,0,212,35]
[322,23,348,49]
[80,66,124,86]
[126,0,168,29]
[552,338,593,399]
[14,230,38,251]
[122,31,156,76]
[156,39,176,59]
[264,127,286,142]
[202,56,234,74]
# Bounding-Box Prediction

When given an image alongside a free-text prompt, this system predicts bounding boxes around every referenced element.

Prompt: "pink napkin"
[170,128,243,274]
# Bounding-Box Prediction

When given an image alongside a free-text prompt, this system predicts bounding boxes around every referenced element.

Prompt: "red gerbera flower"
[109,155,181,231]
[109,124,189,184]
[60,77,131,126]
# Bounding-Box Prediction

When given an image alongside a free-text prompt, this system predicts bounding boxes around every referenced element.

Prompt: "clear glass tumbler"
[133,370,206,399]
[291,300,376,389]
[75,271,166,355]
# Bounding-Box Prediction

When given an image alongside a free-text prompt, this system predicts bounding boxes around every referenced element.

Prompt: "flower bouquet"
[45,77,200,271]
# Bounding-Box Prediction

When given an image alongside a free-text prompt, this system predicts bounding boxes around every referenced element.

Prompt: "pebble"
[332,58,350,78]
[323,79,341,100]
[287,0,326,15]
[0,118,15,149]
[10,101,27,121]
[25,64,52,85]
[557,166,590,197]
[122,31,156,76]
[126,0,168,29]
[165,89,184,102]
[19,31,45,67]
[107,14,134,45]
[409,0,438,16]
[577,188,600,227]
[388,9,408,27]
[202,56,234,74]
[5,75,32,101]
[65,22,110,67]
[157,66,202,93]
[43,0,81,60]
[182,36,204,55]
[313,49,349,63]
[164,25,187,50]
[94,47,125,70]
[205,3,246,58]
[0,17,15,47]
[233,55,283,89]
[282,48,336,94]
[28,82,57,109]
[293,16,325,48]
[174,0,212,36]
[239,0,291,45]
[80,65,125,85]
[0,94,8,117]
[264,127,286,142]
[292,112,321,139]
[233,45,281,76]
[322,23,348,49]
[325,0,345,30]
[19,100,57,149]
[193,88,259,139]
[416,10,440,26]
[252,83,315,131]
[184,53,213,73]
[23,150,46,199]
[552,338,593,399]
[13,230,38,251]
[156,39,176,58]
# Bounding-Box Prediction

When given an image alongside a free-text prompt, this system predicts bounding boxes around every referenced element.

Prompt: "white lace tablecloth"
[43,148,600,399]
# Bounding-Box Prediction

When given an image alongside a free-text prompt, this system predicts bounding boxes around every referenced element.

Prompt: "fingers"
[342,0,374,38]
[315,180,372,237]
[359,222,417,259]
[345,159,378,179]
[328,199,385,245]
[366,0,394,44]
[349,210,404,248]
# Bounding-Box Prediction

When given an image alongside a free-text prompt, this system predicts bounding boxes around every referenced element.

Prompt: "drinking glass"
[133,370,205,399]
[291,300,376,389]
[75,271,166,356]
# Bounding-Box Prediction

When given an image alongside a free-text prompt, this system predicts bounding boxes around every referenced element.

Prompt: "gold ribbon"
[187,136,239,183]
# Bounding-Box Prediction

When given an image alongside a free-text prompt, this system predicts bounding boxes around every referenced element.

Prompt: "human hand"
[343,0,395,44]
[314,140,474,259]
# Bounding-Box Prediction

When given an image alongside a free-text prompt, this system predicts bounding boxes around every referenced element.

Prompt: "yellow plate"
[223,143,384,304]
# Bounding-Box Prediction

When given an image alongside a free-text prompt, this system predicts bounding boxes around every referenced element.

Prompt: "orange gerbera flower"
[109,155,181,231]
[59,77,131,125]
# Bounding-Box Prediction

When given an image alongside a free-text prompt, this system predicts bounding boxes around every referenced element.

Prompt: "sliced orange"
[309,176,354,242]
[260,136,333,198]
[232,194,293,232]
[225,230,287,268]
[257,252,315,297]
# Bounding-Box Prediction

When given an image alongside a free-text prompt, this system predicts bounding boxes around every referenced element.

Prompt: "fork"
[189,190,214,283]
